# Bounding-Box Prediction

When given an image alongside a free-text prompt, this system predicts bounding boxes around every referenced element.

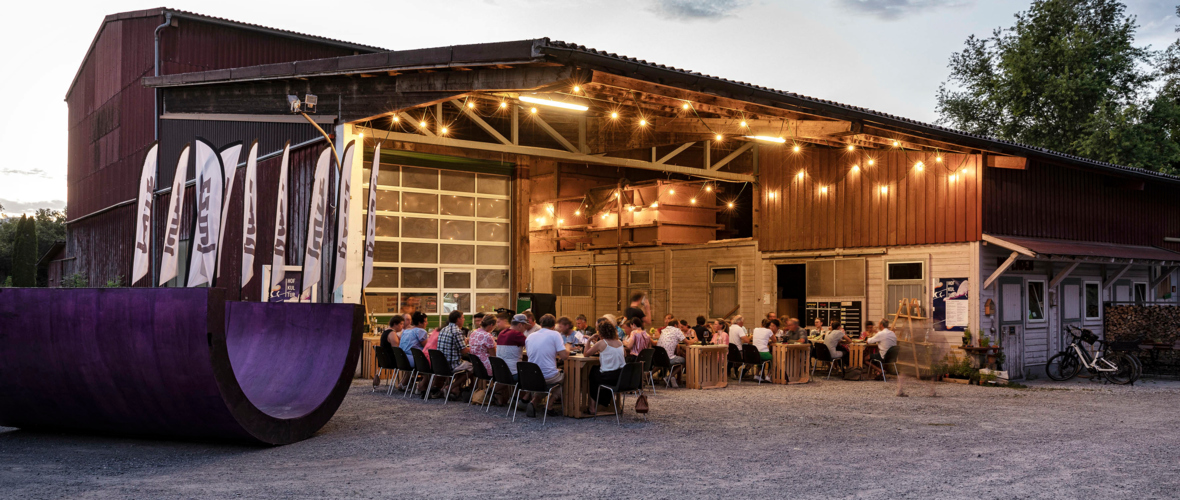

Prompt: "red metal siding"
[758,147,982,252]
[983,160,1180,251]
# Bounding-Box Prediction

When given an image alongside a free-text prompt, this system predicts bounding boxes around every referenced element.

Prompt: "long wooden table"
[686,345,728,389]
[563,355,601,418]
[770,343,811,385]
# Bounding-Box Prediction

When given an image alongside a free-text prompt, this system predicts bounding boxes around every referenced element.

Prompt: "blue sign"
[933,277,969,331]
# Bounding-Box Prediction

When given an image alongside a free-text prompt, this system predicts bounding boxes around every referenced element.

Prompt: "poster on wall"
[933,277,969,331]
[261,265,315,303]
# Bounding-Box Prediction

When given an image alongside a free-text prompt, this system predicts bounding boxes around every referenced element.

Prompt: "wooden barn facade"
[66,10,1180,378]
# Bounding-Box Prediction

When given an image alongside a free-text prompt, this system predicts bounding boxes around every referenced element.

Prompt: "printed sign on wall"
[933,277,969,331]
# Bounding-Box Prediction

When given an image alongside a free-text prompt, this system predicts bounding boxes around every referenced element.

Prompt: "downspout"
[151,12,173,287]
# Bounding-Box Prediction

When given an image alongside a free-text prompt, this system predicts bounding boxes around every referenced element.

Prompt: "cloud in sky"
[0,167,50,178]
[0,198,65,215]
[837,0,973,21]
[648,0,751,21]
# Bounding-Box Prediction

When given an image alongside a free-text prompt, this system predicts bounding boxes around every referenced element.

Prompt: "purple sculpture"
[0,287,362,445]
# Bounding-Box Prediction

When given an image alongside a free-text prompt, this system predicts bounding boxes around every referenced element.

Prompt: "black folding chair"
[488,357,518,416]
[595,362,645,425]
[410,348,433,399]
[741,344,772,384]
[514,362,560,425]
[651,346,683,388]
[811,343,844,379]
[372,345,397,394]
[871,346,901,382]
[727,344,744,383]
[469,358,494,406]
[426,349,460,404]
[390,347,415,398]
[637,348,656,395]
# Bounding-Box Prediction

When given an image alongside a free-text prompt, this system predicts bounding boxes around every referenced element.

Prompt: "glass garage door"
[362,163,511,317]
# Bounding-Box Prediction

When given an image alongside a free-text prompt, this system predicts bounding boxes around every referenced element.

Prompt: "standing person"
[692,315,712,344]
[433,310,471,400]
[584,319,626,416]
[468,315,497,374]
[558,316,584,350]
[781,318,808,343]
[623,318,652,358]
[522,314,568,418]
[522,310,541,337]
[623,291,651,329]
[866,319,898,377]
[729,315,749,349]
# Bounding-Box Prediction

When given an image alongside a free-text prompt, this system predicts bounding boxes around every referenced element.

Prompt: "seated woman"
[821,320,846,366]
[711,319,730,347]
[751,319,778,362]
[623,318,651,358]
[380,315,405,386]
[584,319,627,415]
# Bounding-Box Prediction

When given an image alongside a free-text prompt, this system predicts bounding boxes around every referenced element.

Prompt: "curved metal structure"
[0,287,362,445]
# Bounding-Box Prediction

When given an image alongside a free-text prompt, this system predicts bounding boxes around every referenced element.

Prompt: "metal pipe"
[616,179,623,311]
[151,12,172,288]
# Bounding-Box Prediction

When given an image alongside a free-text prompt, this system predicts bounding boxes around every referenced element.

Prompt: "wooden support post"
[984,252,1020,289]
[1049,262,1080,289]
[1103,264,1133,291]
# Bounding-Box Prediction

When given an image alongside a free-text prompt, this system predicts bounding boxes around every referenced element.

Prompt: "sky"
[0,0,1176,216]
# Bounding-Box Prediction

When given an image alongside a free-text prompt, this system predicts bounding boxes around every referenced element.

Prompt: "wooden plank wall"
[758,146,982,252]
[984,160,1180,251]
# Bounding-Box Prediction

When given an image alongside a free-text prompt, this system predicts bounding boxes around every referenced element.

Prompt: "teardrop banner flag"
[186,138,226,288]
[301,147,332,298]
[362,144,380,289]
[332,141,356,297]
[158,144,191,286]
[270,143,291,291]
[215,142,243,278]
[131,142,158,286]
[241,141,259,289]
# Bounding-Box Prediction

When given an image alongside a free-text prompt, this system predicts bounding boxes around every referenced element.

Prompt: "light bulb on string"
[682,103,690,110]
[740,120,748,127]
[392,116,400,123]
[727,202,735,209]
[639,119,647,127]
[705,185,713,192]
[792,144,801,153]
[936,155,943,163]
[650,202,658,208]
[610,111,619,119]
[715,134,723,141]
[892,140,900,147]
[530,107,538,114]
[914,161,924,172]
[440,127,448,135]
[572,85,581,93]
[467,102,475,109]
[499,102,507,109]
[797,171,805,179]
[690,198,697,204]
[868,158,875,166]
[880,186,888,194]
[847,144,855,151]
[852,165,860,173]
[669,188,675,195]
[820,186,828,194]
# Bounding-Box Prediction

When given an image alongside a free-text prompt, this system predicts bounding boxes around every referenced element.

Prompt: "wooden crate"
[771,343,811,385]
[686,345,729,389]
[359,336,393,380]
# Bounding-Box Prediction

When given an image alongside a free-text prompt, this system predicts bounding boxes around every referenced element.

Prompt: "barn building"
[66,8,1180,378]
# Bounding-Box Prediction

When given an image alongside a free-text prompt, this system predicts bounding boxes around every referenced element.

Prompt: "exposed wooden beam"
[398,112,435,137]
[982,234,1037,258]
[710,142,755,171]
[526,108,580,153]
[985,252,1021,289]
[657,142,696,164]
[1049,262,1080,288]
[360,127,755,183]
[986,155,1028,170]
[449,99,510,145]
[1151,266,1176,288]
[657,118,851,139]
[1103,264,1133,291]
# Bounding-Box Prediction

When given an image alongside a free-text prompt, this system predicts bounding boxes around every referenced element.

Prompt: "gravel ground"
[3,375,1180,499]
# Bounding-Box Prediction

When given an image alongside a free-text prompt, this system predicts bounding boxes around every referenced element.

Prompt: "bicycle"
[1045,325,1136,385]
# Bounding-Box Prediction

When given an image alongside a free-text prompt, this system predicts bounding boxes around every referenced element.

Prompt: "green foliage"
[934,355,978,380]
[937,0,1179,173]
[962,327,972,341]
[104,275,125,288]
[0,209,66,286]
[11,215,37,287]
[61,272,88,288]
[1,276,10,287]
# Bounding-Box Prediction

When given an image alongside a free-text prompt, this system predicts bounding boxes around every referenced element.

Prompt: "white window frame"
[709,265,740,318]
[1083,281,1101,322]
[1133,281,1148,304]
[883,259,926,319]
[1026,279,1046,324]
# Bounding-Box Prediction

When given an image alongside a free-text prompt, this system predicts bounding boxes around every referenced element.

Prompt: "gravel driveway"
[3,376,1179,499]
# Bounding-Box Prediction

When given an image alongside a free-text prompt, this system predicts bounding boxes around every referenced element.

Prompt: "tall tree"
[11,215,37,287]
[936,0,1178,173]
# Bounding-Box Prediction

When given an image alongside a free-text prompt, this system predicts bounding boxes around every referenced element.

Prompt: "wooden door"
[998,277,1025,379]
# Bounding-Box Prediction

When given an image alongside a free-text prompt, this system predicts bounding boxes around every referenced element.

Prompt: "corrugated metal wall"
[158,120,322,187]
[758,147,982,252]
[983,160,1180,251]
[65,11,362,285]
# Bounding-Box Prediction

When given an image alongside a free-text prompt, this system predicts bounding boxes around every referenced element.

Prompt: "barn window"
[1026,280,1045,322]
[1084,282,1100,320]
[552,268,592,297]
[1134,282,1147,304]
[709,267,738,318]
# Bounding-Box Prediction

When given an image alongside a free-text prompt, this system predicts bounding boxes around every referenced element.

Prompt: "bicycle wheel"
[1046,351,1081,381]
[1101,353,1135,385]
[1123,353,1143,383]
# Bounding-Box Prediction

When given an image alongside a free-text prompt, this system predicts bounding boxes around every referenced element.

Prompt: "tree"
[936,0,1179,173]
[11,215,37,287]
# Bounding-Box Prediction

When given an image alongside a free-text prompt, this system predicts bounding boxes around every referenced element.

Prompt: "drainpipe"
[151,12,172,287]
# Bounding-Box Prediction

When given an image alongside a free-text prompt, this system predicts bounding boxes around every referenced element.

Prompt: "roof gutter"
[167,11,381,54]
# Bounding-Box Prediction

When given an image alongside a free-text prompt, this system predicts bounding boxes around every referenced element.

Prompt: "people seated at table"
[496,315,529,380]
[623,318,652,358]
[679,320,697,343]
[380,315,404,352]
[766,311,778,322]
[494,310,512,335]
[398,312,430,372]
[574,314,591,338]
[820,320,845,364]
[711,319,729,347]
[522,310,541,337]
[813,317,828,334]
[780,318,807,343]
[729,315,749,348]
[692,315,712,344]
[584,319,627,416]
[522,314,567,418]
[558,316,584,350]
[657,319,692,365]
[468,315,497,374]
[431,310,471,400]
[829,320,850,359]
[624,291,651,329]
[866,319,898,377]
[752,319,778,362]
[862,320,877,340]
[602,314,626,341]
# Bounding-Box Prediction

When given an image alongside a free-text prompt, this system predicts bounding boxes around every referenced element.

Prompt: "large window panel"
[1084,282,1101,320]
[374,190,399,212]
[440,171,476,192]
[375,215,399,238]
[364,166,399,187]
[440,195,475,217]
[477,246,511,266]
[476,293,509,313]
[401,292,438,313]
[441,220,474,241]
[402,192,438,214]
[477,175,510,196]
[401,268,438,289]
[401,217,437,239]
[477,198,509,219]
[368,268,399,288]
[373,241,399,263]
[439,244,475,265]
[477,222,510,242]
[365,293,401,313]
[477,269,510,289]
[443,292,471,314]
[402,167,438,189]
[443,272,471,289]
[402,243,438,264]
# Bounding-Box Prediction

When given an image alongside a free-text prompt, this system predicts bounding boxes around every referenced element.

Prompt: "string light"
[690,198,697,204]
[572,85,581,92]
[467,102,475,109]
[797,171,805,179]
[682,103,690,110]
[557,219,564,224]
[740,120,748,127]
[880,186,889,194]
[847,144,855,151]
[768,191,776,200]
[705,185,713,192]
[601,213,608,220]
[575,210,581,216]
[530,107,538,114]
[669,188,676,195]
[715,134,723,141]
[535,217,545,224]
[936,156,943,162]
[610,111,619,119]
[639,119,647,127]
[358,133,364,140]
[727,202,735,209]
[627,206,635,212]
[914,161,924,171]
[892,140,900,147]
[868,158,875,166]
[392,116,400,123]
[650,202,658,208]
[499,102,507,109]
[851,165,860,173]
[546,205,554,214]
[949,174,958,182]
[820,186,829,194]
[792,145,801,153]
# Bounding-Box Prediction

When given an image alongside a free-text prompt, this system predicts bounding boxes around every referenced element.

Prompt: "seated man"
[557,316,584,350]
[780,318,808,343]
[657,319,691,365]
[523,314,568,418]
[433,310,471,400]
[398,312,430,392]
[866,319,899,377]
[821,321,846,367]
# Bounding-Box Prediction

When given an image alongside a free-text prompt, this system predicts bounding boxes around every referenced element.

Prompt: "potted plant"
[962,328,972,346]
[980,336,991,349]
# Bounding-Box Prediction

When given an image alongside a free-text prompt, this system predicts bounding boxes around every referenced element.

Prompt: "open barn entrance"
[777,263,806,322]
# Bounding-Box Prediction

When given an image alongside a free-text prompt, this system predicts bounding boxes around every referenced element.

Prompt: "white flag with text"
[132,142,158,285]
[158,144,190,286]
[214,142,242,278]
[240,141,259,288]
[301,147,332,297]
[270,143,291,290]
[332,141,356,295]
[362,144,380,289]
[186,139,225,287]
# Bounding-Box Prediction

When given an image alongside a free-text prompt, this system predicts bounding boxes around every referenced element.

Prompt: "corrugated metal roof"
[986,234,1180,263]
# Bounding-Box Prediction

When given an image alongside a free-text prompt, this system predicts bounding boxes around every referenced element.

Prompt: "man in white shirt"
[866,319,898,377]
[729,315,748,349]
[523,314,568,418]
